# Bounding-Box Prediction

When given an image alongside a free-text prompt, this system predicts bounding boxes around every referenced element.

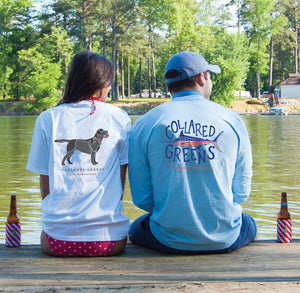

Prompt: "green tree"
[18,47,60,97]
[163,0,199,54]
[227,0,242,33]
[0,0,32,99]
[8,25,38,99]
[213,33,251,105]
[241,0,276,98]
[18,27,73,111]
[118,24,149,98]
[137,0,171,97]
[2,0,298,106]
[273,30,294,82]
[51,0,97,50]
[280,0,299,74]
[267,4,288,92]
[100,0,137,100]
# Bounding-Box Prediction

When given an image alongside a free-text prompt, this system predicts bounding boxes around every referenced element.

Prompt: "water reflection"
[0,115,299,244]
[242,115,300,239]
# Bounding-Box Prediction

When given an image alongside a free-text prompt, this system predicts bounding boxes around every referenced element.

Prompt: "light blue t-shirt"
[129,91,253,251]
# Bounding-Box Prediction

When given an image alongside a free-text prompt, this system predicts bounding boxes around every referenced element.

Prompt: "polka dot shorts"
[46,234,116,257]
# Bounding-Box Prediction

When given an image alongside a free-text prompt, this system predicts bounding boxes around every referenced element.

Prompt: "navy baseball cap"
[164,51,221,83]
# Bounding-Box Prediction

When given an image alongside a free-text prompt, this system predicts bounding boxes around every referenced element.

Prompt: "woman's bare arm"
[120,164,128,200]
[40,175,50,200]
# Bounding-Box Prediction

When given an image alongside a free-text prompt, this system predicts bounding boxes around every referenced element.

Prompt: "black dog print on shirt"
[55,129,109,165]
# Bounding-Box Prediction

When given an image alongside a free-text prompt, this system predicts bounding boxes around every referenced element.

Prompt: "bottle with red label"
[5,194,21,247]
[277,192,292,243]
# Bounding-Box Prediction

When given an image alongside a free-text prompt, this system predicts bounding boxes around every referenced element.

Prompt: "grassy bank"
[0,98,171,116]
[1,97,299,116]
[111,97,300,115]
[0,100,35,115]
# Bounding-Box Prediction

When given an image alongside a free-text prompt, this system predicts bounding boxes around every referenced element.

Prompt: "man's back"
[129,90,252,251]
[128,51,256,254]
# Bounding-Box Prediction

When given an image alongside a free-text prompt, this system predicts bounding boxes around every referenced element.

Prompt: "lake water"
[0,114,299,244]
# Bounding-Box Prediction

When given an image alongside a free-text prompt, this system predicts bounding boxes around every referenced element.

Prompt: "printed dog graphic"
[55,129,109,165]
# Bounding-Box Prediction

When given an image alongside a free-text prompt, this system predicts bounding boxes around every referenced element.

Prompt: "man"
[128,51,257,254]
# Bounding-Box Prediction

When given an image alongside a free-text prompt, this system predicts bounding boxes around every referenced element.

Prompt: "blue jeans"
[129,212,257,254]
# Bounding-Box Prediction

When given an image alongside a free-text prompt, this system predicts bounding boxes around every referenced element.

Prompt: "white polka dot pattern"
[46,234,116,256]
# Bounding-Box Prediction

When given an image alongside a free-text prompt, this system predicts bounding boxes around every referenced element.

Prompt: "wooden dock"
[1,240,300,292]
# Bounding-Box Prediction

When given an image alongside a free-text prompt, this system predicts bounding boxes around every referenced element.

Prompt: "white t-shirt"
[27,100,130,241]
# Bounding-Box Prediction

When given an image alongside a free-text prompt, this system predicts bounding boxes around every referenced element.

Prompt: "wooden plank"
[0,240,300,292]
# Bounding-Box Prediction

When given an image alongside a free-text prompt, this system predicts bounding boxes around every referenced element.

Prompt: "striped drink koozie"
[5,222,21,247]
[277,192,292,243]
[277,219,292,243]
[5,194,21,247]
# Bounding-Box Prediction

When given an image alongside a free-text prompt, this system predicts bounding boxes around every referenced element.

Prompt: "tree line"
[0,0,299,110]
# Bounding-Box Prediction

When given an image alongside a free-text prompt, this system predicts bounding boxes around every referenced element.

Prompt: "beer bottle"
[5,194,21,247]
[277,192,292,243]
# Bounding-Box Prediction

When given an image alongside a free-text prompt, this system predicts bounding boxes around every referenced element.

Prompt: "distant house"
[276,73,300,98]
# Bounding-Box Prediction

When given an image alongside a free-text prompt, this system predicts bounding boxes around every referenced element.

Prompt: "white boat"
[269,105,288,115]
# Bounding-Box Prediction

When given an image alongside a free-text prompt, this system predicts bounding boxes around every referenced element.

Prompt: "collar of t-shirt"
[172,90,205,101]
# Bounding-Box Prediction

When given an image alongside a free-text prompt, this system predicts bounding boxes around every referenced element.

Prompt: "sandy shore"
[0,98,299,116]
[112,98,300,115]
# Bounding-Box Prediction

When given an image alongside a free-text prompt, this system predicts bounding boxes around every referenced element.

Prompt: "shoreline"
[0,98,300,116]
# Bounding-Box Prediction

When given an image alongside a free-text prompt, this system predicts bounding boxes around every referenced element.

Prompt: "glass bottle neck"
[10,195,17,214]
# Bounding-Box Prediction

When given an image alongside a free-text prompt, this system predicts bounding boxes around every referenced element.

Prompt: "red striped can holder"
[277,219,292,243]
[5,222,21,247]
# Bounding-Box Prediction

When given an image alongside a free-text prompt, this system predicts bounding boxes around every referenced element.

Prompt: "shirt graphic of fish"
[170,130,224,151]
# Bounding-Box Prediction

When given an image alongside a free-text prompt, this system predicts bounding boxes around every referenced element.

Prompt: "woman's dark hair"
[59,51,115,104]
[165,69,209,94]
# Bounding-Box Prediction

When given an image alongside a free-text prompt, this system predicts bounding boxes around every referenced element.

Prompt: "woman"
[27,51,130,256]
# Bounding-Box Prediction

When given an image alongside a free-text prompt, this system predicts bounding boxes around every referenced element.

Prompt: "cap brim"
[208,64,221,74]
